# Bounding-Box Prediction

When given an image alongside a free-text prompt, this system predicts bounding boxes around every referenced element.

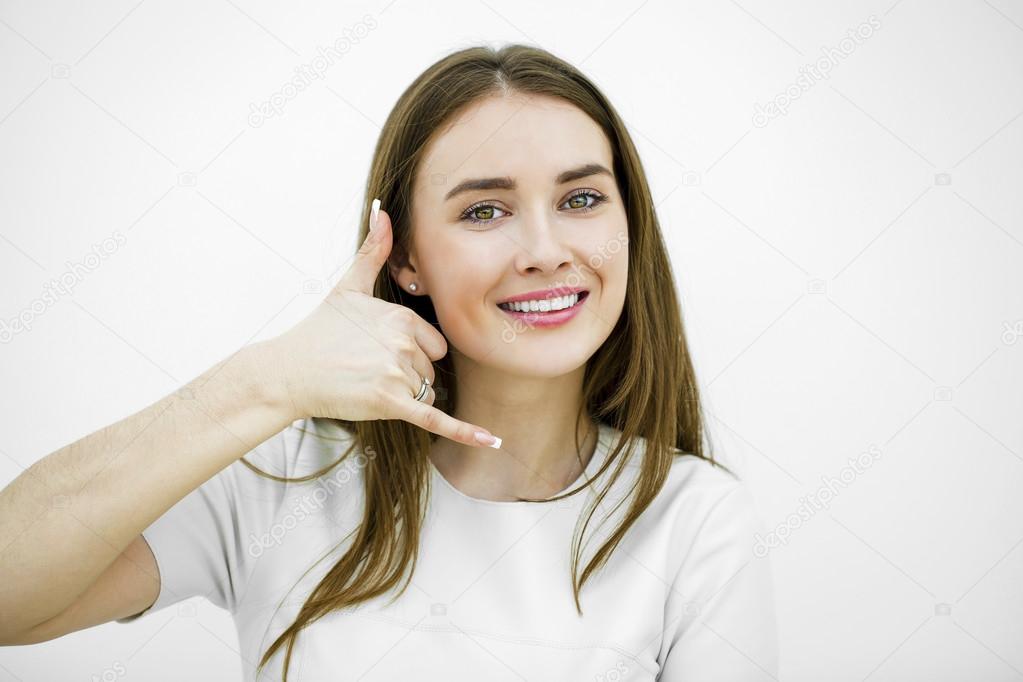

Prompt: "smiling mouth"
[496,290,589,313]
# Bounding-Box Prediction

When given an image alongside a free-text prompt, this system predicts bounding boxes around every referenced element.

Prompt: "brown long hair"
[246,43,730,681]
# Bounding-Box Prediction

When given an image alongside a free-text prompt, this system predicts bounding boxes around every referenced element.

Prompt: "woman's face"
[396,93,629,378]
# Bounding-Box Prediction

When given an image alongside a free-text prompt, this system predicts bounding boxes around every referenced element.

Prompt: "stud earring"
[408,282,418,292]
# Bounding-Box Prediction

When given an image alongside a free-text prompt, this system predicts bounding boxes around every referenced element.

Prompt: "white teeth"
[499,293,580,313]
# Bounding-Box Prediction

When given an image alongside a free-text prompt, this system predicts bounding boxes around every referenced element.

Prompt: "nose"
[511,207,574,275]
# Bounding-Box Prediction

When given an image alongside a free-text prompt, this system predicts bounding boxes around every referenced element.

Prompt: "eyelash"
[459,189,609,226]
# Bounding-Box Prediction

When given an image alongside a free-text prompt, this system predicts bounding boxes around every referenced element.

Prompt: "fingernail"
[474,431,501,449]
[370,198,381,232]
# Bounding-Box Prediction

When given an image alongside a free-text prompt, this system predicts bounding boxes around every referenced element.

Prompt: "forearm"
[0,341,295,637]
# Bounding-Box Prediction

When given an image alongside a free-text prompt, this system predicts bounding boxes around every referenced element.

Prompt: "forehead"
[418,94,613,190]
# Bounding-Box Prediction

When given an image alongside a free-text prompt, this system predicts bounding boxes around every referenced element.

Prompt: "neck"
[428,355,598,502]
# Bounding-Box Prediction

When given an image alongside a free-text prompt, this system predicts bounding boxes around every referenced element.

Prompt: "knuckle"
[420,407,441,431]
[384,364,408,384]
[391,306,417,328]
[357,237,376,257]
[394,336,416,356]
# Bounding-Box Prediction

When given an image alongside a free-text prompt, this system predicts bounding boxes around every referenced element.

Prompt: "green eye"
[459,203,508,225]
[567,194,589,209]
[561,190,608,212]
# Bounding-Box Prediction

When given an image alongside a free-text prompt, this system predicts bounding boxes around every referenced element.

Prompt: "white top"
[119,417,779,680]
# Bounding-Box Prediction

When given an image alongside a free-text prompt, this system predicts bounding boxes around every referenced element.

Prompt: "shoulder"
[602,424,746,509]
[664,453,755,535]
[653,448,769,599]
[600,426,763,560]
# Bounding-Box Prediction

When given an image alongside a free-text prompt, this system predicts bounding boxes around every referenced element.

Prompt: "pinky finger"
[399,399,501,449]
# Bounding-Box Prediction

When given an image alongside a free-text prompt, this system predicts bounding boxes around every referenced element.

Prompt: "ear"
[387,243,423,294]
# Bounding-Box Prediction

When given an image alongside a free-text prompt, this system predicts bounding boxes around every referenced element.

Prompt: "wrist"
[241,340,300,425]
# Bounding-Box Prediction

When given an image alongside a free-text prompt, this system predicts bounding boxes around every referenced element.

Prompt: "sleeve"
[115,420,299,623]
[657,481,780,680]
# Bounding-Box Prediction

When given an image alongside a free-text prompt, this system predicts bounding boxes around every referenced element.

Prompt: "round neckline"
[428,421,613,507]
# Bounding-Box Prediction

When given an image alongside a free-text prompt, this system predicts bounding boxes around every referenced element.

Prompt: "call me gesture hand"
[265,199,502,449]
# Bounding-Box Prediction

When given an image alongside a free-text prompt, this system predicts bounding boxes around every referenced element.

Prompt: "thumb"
[337,197,392,295]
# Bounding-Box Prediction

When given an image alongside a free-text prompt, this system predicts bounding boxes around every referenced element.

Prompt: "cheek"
[419,234,499,325]
[605,251,628,313]
[586,216,629,278]
[593,253,626,309]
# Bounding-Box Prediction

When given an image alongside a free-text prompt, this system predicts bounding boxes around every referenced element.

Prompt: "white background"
[2,0,1022,680]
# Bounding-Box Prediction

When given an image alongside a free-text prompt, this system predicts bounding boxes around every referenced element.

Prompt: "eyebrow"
[442,162,614,202]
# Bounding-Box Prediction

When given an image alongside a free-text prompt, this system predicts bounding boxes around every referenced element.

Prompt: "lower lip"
[496,292,589,328]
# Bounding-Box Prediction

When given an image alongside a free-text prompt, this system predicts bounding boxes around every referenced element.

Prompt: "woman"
[0,44,778,680]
